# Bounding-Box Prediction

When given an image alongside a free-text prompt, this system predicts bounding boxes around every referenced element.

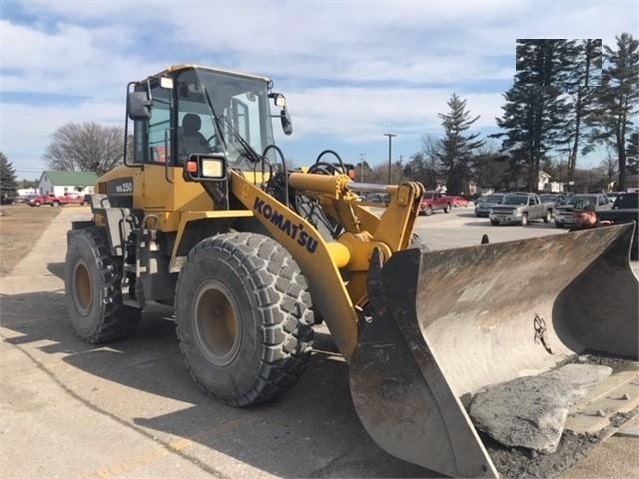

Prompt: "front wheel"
[444,203,452,213]
[543,211,552,223]
[521,213,529,226]
[51,200,60,207]
[424,206,433,216]
[175,233,315,407]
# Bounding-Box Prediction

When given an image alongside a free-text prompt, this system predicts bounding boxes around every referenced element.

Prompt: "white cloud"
[1,0,636,176]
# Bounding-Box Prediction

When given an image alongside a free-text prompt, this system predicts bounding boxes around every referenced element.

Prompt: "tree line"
[402,34,638,194]
[33,34,638,194]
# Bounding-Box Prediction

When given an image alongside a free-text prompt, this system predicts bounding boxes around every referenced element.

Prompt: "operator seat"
[179,113,208,160]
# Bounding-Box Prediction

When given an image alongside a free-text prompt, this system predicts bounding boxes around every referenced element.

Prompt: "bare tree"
[43,122,125,174]
[595,146,619,189]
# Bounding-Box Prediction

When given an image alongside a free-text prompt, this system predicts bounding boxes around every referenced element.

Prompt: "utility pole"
[359,153,367,182]
[383,133,397,184]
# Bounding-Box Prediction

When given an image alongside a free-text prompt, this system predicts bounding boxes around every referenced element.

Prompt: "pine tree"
[0,151,18,198]
[565,39,602,182]
[588,33,639,191]
[437,94,484,194]
[494,39,574,191]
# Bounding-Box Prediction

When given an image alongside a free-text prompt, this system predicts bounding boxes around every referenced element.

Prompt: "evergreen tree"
[587,33,638,190]
[565,39,602,181]
[0,151,18,198]
[437,94,484,194]
[494,39,574,191]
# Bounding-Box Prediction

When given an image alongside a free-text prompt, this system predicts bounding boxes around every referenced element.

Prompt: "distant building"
[38,171,98,196]
[17,188,38,196]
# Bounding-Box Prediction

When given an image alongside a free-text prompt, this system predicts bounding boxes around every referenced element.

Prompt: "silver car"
[474,193,506,217]
[554,194,612,228]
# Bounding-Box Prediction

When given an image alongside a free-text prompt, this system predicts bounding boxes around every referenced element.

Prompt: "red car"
[420,191,453,216]
[28,193,88,207]
[443,194,470,208]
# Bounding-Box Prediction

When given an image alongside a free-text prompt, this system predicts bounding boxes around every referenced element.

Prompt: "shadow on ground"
[1,282,435,478]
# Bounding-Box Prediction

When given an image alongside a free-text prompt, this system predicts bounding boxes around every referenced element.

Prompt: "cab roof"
[139,64,272,84]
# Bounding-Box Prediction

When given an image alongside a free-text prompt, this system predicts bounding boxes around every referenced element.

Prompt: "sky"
[1,0,637,180]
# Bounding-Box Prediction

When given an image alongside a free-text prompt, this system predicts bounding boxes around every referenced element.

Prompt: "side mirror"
[281,107,293,136]
[128,91,152,121]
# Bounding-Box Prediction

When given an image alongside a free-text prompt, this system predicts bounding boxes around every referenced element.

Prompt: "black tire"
[65,227,141,343]
[444,203,452,213]
[521,213,529,226]
[52,200,60,207]
[175,232,315,407]
[490,219,499,226]
[543,210,552,223]
[34,201,41,207]
[424,206,433,216]
[555,222,564,229]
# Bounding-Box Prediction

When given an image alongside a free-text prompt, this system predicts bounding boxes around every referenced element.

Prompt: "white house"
[38,171,98,197]
[17,187,38,196]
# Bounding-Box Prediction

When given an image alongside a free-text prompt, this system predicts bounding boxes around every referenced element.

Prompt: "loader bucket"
[349,224,638,478]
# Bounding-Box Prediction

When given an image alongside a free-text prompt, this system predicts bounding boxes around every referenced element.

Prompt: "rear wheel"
[543,210,552,223]
[175,232,315,406]
[424,206,433,216]
[52,200,60,207]
[444,203,452,213]
[521,213,529,226]
[65,227,141,343]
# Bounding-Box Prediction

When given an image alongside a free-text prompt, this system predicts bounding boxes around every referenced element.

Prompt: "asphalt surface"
[1,206,637,479]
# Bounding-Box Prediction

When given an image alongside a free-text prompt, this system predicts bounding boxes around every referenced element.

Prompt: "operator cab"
[125,64,292,170]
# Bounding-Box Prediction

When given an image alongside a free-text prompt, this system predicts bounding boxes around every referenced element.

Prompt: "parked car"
[554,194,612,228]
[599,192,638,260]
[474,193,506,217]
[489,193,554,226]
[420,191,452,216]
[28,193,88,207]
[443,194,470,208]
[612,192,638,210]
[1,194,15,205]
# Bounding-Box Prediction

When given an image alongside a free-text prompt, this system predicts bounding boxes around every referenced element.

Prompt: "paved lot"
[1,206,637,479]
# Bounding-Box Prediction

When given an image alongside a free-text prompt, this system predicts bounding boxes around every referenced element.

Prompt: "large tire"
[65,227,141,343]
[521,213,529,226]
[444,203,452,213]
[424,206,433,216]
[51,200,60,207]
[175,232,315,407]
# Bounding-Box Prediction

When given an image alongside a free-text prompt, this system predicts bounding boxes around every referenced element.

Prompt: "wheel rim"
[193,280,241,367]
[73,261,93,315]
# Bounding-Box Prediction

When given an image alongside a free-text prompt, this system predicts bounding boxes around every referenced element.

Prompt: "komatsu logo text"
[253,198,318,254]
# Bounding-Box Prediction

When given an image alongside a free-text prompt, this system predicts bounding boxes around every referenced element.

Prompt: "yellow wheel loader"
[65,65,638,477]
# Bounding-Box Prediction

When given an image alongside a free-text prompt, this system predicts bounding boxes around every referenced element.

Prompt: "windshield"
[503,195,528,205]
[480,194,504,203]
[566,195,595,206]
[175,68,276,168]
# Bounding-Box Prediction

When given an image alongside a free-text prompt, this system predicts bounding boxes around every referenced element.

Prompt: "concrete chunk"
[469,364,613,453]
